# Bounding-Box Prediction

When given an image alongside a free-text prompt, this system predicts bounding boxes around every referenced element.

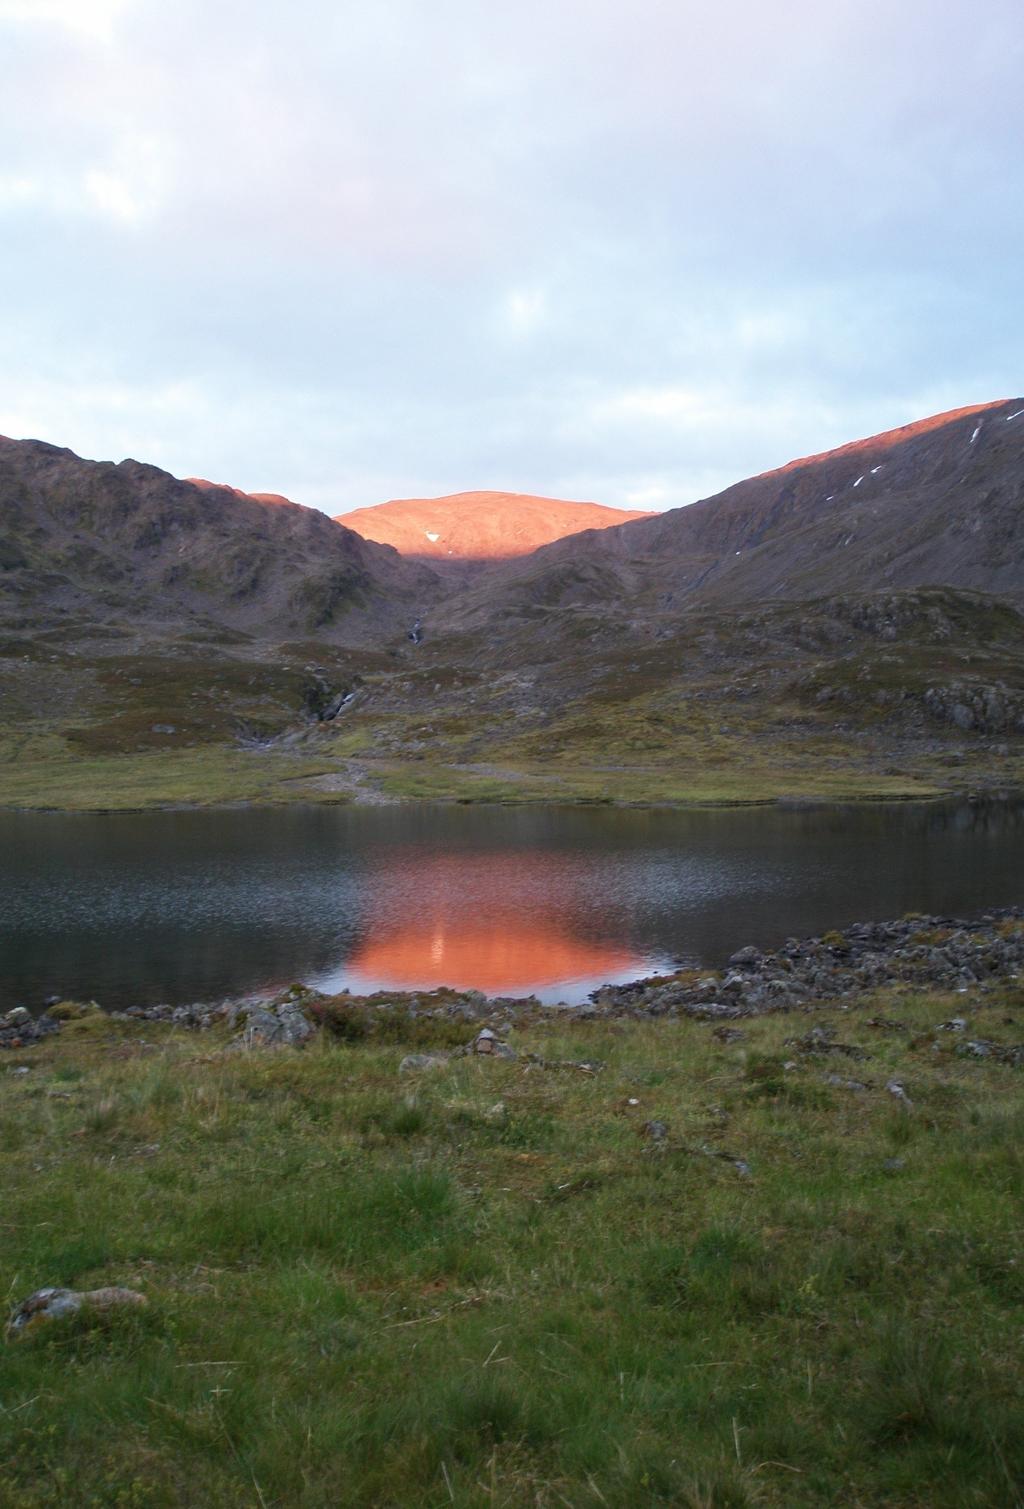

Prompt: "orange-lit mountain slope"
[334,490,654,565]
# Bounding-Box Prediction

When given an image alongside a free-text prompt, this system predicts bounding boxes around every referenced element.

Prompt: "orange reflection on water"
[345,914,644,995]
[340,850,652,997]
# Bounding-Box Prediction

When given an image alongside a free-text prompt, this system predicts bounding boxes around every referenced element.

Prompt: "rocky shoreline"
[4,907,1022,1053]
[592,906,1024,1019]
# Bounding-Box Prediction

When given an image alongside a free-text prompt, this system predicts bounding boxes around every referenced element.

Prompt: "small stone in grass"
[7,1286,147,1338]
[886,1078,914,1109]
[398,1052,449,1074]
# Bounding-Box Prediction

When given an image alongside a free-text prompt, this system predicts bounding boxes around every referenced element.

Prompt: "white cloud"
[0,376,209,470]
[594,387,716,426]
[0,175,44,209]
[501,287,548,337]
[82,137,167,225]
[623,484,673,508]
[0,0,134,43]
[84,169,142,224]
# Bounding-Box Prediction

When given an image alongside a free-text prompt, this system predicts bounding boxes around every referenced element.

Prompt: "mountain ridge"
[3,398,1023,647]
[432,397,1024,634]
[0,436,435,644]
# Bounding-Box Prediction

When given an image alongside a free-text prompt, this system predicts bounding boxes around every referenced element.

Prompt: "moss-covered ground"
[3,989,1023,1506]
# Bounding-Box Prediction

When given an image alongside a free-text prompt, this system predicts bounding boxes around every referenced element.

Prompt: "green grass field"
[3,990,1023,1506]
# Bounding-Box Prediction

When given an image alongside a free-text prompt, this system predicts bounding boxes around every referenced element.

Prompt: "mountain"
[1,401,1022,806]
[435,399,1024,634]
[0,438,435,645]
[334,490,653,574]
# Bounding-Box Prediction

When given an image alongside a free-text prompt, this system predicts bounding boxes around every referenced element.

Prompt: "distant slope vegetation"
[436,399,1024,632]
[0,437,435,644]
[334,490,653,573]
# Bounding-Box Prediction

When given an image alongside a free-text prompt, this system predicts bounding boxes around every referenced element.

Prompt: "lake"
[1,799,1021,1010]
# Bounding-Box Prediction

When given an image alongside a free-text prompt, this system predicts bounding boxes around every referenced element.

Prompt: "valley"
[1,400,1022,811]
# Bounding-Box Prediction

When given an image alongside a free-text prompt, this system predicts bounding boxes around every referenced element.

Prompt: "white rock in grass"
[7,1286,147,1338]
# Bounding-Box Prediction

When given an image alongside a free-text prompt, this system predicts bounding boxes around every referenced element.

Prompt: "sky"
[0,0,1021,515]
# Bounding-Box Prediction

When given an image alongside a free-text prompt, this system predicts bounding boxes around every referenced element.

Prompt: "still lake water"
[1,800,1022,1010]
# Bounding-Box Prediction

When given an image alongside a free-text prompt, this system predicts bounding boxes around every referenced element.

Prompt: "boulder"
[7,1285,147,1338]
[236,1003,314,1049]
[470,1028,517,1060]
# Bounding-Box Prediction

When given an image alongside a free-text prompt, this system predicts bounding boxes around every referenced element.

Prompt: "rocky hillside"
[2,402,1023,806]
[0,438,436,646]
[334,490,653,576]
[436,399,1024,632]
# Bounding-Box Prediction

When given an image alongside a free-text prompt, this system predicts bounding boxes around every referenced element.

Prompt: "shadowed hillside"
[0,438,436,645]
[435,400,1024,632]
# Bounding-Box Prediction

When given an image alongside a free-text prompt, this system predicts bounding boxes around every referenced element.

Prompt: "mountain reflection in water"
[337,919,646,997]
[0,799,1021,1010]
[324,852,653,998]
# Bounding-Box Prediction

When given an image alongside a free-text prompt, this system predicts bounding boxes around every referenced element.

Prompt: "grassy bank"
[0,737,344,811]
[3,990,1023,1506]
[0,728,1004,812]
[2,588,1023,810]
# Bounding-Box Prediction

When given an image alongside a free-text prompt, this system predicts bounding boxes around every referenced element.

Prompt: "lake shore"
[7,907,1022,1045]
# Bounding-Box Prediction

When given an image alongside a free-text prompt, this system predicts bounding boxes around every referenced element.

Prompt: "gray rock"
[1,1009,60,1049]
[823,1073,868,1092]
[712,1025,745,1043]
[238,1008,281,1045]
[398,1052,449,1074]
[955,1038,1024,1067]
[470,1028,517,1060]
[237,1003,314,1049]
[527,1055,605,1073]
[696,1143,752,1178]
[7,1285,147,1337]
[886,1078,914,1109]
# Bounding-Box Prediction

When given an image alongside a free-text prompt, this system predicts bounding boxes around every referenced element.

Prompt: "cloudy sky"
[0,0,1021,513]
